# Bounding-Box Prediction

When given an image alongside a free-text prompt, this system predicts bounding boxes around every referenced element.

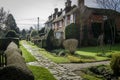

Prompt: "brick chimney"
[78,0,84,7]
[65,0,72,7]
[54,8,58,14]
[65,0,72,13]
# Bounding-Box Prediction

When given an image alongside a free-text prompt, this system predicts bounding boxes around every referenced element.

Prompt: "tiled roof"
[53,15,64,23]
[54,27,64,32]
[65,7,78,16]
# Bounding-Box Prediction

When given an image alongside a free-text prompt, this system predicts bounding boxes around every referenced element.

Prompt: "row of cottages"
[45,0,78,39]
[45,0,120,46]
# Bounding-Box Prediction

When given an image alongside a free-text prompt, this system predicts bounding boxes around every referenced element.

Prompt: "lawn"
[28,65,56,80]
[36,48,70,63]
[20,41,37,62]
[26,41,120,63]
[76,44,120,61]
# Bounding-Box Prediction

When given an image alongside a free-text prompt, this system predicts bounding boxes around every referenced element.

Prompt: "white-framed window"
[55,32,62,39]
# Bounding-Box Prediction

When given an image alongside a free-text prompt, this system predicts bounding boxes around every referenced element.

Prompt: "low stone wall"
[0,42,34,80]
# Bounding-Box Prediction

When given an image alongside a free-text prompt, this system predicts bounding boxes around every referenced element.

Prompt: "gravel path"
[21,41,110,80]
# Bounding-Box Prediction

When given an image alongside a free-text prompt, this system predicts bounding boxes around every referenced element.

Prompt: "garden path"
[22,41,82,80]
[21,41,110,80]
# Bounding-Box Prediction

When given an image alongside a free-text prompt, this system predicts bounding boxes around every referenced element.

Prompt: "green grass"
[23,40,70,63]
[76,44,120,61]
[20,41,37,62]
[82,74,103,80]
[76,50,109,61]
[28,65,56,80]
[25,40,120,63]
[38,48,70,63]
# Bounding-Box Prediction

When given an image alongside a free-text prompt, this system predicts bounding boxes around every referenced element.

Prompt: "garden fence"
[0,51,6,67]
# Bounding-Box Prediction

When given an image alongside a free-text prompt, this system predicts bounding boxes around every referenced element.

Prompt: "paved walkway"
[22,41,82,80]
[60,61,110,72]
[21,41,110,80]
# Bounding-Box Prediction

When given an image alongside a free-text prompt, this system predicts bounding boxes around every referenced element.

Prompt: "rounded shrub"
[46,29,54,50]
[5,30,18,38]
[30,30,38,38]
[63,39,78,55]
[110,53,120,76]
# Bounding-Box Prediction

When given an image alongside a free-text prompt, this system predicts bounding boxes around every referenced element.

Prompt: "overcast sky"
[0,0,97,30]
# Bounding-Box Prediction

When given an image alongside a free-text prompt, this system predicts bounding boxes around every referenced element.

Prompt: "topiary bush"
[63,39,78,55]
[65,23,80,40]
[30,30,38,38]
[52,39,63,48]
[0,38,19,51]
[2,42,34,80]
[88,38,98,46]
[89,65,113,80]
[5,30,18,38]
[46,29,54,50]
[110,53,120,76]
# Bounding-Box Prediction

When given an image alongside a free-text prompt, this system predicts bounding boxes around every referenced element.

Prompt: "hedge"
[0,38,19,51]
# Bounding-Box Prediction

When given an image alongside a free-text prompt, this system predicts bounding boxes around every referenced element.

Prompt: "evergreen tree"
[5,14,19,33]
[21,29,27,39]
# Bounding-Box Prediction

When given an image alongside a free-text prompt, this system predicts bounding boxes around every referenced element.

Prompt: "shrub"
[5,30,18,38]
[39,27,45,35]
[67,55,83,63]
[38,39,46,48]
[53,39,63,48]
[0,38,19,51]
[63,39,78,54]
[89,65,113,80]
[88,38,98,46]
[30,30,38,38]
[46,29,54,50]
[110,53,120,76]
[26,34,30,41]
[65,23,80,40]
[2,42,34,80]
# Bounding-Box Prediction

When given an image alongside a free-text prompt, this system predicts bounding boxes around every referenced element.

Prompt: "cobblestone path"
[22,41,110,80]
[22,41,82,80]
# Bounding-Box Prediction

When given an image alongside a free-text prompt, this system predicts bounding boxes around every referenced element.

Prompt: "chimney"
[65,0,71,7]
[78,0,84,6]
[54,8,58,13]
[60,8,63,12]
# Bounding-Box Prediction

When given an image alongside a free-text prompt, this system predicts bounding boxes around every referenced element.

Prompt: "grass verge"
[20,41,37,62]
[25,40,120,63]
[38,48,70,63]
[28,65,56,80]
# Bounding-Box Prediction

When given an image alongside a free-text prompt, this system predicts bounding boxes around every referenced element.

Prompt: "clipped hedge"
[0,42,34,80]
[0,38,19,51]
[63,39,78,54]
[46,29,54,50]
[65,23,80,40]
[5,30,18,38]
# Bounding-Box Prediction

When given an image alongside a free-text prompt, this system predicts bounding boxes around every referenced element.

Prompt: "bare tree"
[96,0,120,11]
[0,7,8,37]
[96,0,120,45]
[0,7,8,25]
